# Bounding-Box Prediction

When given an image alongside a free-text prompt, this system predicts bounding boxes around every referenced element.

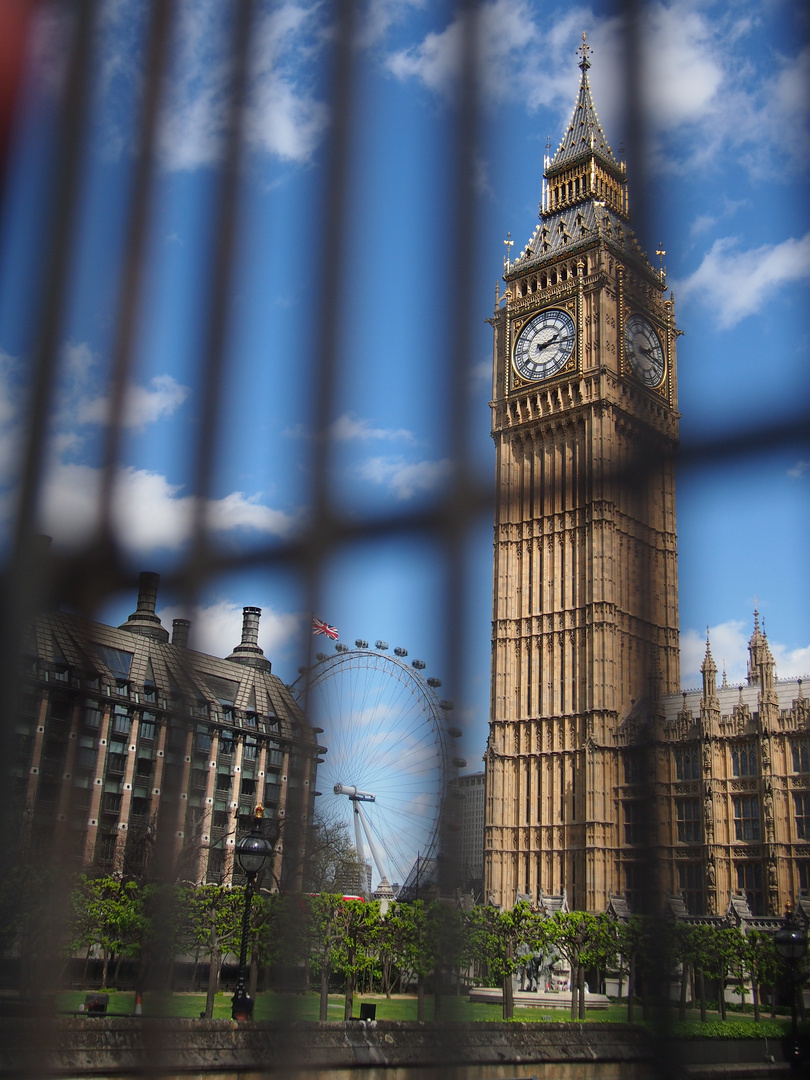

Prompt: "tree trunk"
[752,978,760,1022]
[718,976,726,1020]
[679,961,689,1022]
[319,966,329,1022]
[82,944,92,989]
[578,965,586,1020]
[570,963,578,1021]
[205,946,220,1019]
[627,957,635,1024]
[101,950,110,990]
[417,972,425,1022]
[343,971,354,1021]
[434,964,443,1022]
[697,967,707,1023]
[113,951,123,988]
[770,983,776,1020]
[502,971,514,1021]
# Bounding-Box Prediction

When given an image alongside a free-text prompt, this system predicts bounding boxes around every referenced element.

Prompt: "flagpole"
[302,611,315,719]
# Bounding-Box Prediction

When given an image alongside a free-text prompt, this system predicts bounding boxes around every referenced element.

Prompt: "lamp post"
[231,806,274,1022]
[774,903,807,1070]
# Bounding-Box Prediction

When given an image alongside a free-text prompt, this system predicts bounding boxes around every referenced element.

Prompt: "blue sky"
[1,0,809,780]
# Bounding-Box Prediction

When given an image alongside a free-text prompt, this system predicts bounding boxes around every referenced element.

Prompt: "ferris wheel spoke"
[297,648,450,893]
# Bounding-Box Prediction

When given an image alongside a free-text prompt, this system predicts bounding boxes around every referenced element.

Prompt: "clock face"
[513,309,576,382]
[624,314,665,387]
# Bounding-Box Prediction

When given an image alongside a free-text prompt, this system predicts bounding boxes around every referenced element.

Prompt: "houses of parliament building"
[483,38,810,919]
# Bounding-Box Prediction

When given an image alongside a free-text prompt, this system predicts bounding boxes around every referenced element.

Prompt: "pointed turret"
[508,32,659,277]
[541,33,627,221]
[746,607,774,688]
[701,629,718,704]
[547,35,622,172]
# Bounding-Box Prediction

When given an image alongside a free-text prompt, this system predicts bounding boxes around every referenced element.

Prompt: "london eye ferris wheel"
[293,640,463,893]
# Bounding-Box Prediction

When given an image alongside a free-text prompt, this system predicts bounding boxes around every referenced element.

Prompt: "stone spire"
[746,606,774,688]
[542,32,627,220]
[701,628,718,704]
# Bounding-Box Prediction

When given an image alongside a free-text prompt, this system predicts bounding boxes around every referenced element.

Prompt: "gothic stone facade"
[657,621,810,917]
[14,572,322,886]
[484,44,808,920]
[485,46,680,913]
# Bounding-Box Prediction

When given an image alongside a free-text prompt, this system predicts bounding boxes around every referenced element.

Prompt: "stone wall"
[0,1019,658,1079]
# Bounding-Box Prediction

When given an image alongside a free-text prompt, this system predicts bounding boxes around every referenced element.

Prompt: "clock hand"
[535,332,561,353]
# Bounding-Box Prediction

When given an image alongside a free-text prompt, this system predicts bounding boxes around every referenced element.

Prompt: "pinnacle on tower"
[545,33,623,182]
[701,628,718,703]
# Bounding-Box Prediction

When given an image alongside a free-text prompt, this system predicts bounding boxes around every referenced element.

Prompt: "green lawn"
[53,990,796,1032]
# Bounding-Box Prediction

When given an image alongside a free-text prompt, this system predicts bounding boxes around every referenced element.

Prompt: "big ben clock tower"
[484,36,680,912]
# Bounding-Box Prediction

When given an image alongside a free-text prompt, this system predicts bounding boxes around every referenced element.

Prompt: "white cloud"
[689,214,716,238]
[356,0,426,49]
[386,1,809,180]
[77,374,189,429]
[788,460,810,479]
[357,455,454,499]
[769,641,810,681]
[285,413,417,443]
[36,462,296,553]
[153,0,329,170]
[471,359,491,383]
[387,0,541,103]
[157,598,302,661]
[330,413,415,443]
[674,232,810,329]
[680,619,749,688]
[681,618,810,689]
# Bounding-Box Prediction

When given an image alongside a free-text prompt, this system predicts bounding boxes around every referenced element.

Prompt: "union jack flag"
[312,616,339,640]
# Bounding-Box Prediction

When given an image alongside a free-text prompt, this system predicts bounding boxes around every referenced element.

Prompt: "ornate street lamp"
[774,903,808,1070]
[231,806,275,1022]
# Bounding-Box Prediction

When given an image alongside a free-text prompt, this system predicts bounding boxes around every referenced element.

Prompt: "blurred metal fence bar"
[0,0,806,1076]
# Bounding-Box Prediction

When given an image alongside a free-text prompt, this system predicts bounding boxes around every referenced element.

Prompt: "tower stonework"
[484,41,680,912]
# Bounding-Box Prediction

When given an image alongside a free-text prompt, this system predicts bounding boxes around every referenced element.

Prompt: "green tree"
[545,911,609,1021]
[742,929,780,1022]
[307,894,352,1021]
[577,913,618,1019]
[181,883,244,1018]
[397,900,437,1021]
[331,898,379,1020]
[613,916,646,1023]
[702,925,741,1021]
[70,875,146,990]
[371,901,409,999]
[465,902,545,1020]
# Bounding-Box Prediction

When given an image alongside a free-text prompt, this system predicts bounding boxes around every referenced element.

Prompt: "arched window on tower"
[732,742,757,777]
[792,740,810,773]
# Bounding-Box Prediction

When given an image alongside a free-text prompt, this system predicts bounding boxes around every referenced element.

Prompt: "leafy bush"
[667,1019,787,1039]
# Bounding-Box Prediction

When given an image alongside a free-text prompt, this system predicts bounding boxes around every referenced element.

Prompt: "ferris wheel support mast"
[352,799,391,888]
